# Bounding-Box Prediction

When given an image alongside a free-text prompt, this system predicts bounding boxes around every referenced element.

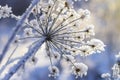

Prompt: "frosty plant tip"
[0,0,105,80]
[101,52,120,80]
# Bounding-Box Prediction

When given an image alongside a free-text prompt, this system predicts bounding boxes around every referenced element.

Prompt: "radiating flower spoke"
[0,0,106,79]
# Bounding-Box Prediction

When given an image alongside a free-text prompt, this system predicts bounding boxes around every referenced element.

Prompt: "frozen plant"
[101,52,120,80]
[0,5,12,19]
[48,66,59,78]
[72,63,88,78]
[101,73,111,80]
[0,0,105,80]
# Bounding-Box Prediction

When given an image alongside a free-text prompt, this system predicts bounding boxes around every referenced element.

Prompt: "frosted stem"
[2,37,45,80]
[0,0,40,63]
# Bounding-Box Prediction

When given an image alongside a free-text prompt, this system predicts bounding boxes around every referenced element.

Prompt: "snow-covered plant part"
[101,52,120,80]
[72,63,88,78]
[87,38,105,53]
[112,63,120,79]
[101,73,111,80]
[0,5,12,19]
[63,54,76,63]
[48,66,59,78]
[0,0,40,64]
[115,52,120,60]
[0,0,105,80]
[111,53,120,80]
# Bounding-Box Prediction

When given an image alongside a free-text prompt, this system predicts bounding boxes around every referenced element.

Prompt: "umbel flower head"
[13,0,105,78]
[18,0,105,57]
[0,0,105,79]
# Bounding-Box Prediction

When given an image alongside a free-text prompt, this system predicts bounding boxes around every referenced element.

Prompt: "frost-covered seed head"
[72,63,88,78]
[79,45,94,56]
[24,28,33,36]
[101,73,111,79]
[48,66,59,78]
[112,63,120,79]
[87,38,105,53]
[0,0,106,79]
[0,5,12,19]
[63,54,76,63]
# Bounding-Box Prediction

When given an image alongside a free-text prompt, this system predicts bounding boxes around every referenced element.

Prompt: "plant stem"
[0,0,40,64]
[2,37,45,80]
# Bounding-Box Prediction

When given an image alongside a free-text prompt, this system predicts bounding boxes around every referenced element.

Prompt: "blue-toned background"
[0,0,120,80]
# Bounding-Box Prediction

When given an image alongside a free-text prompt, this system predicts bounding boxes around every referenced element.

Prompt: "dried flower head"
[112,63,120,79]
[48,66,59,78]
[0,0,105,79]
[101,73,111,79]
[10,0,104,77]
[0,5,12,19]
[63,54,76,63]
[87,38,105,53]
[72,63,88,78]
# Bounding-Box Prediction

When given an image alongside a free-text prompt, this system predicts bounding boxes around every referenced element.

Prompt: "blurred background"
[0,0,120,80]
